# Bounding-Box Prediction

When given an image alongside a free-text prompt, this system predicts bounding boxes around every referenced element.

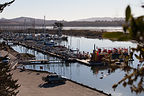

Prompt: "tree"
[112,45,144,94]
[0,0,15,13]
[123,5,144,43]
[112,5,144,94]
[0,55,20,96]
[53,22,64,37]
[0,1,20,96]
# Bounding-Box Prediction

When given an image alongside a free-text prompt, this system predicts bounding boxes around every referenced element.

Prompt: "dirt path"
[12,69,107,96]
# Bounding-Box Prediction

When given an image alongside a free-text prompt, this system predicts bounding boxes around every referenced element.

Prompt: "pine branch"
[0,0,15,13]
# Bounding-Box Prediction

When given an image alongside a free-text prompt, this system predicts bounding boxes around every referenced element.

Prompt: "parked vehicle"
[2,57,10,63]
[42,74,66,84]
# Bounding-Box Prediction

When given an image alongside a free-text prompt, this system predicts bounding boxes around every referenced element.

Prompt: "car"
[2,57,10,63]
[42,74,66,84]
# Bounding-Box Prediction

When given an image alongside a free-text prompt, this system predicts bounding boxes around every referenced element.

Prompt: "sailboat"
[43,16,57,47]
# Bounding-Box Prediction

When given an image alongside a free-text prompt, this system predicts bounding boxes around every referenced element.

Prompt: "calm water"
[1,26,122,32]
[49,26,122,32]
[12,36,144,96]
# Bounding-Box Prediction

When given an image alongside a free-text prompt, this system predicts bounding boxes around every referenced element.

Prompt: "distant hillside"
[0,17,124,27]
[0,17,57,26]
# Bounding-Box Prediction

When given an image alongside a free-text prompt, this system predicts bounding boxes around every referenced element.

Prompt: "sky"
[0,0,144,21]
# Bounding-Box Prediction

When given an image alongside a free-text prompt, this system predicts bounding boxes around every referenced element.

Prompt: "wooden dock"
[17,42,108,66]
[19,59,64,65]
[11,41,128,67]
[76,59,91,66]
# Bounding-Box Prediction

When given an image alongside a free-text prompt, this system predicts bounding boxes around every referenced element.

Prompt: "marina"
[1,31,135,67]
[0,1,143,96]
[2,33,140,96]
[11,43,138,96]
[1,27,143,96]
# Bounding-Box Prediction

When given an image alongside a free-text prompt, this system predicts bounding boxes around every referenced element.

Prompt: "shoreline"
[2,29,142,44]
[16,68,111,96]
[0,43,109,96]
[12,68,108,96]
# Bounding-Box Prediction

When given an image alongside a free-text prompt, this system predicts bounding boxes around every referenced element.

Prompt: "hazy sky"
[0,0,143,21]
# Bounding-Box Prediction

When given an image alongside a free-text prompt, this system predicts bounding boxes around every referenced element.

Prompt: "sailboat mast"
[44,16,46,33]
[44,16,46,42]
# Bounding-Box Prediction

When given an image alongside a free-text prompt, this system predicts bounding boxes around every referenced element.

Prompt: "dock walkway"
[8,41,127,67]
[19,59,64,65]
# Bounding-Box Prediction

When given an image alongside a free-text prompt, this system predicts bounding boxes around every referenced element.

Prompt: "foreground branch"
[0,0,15,13]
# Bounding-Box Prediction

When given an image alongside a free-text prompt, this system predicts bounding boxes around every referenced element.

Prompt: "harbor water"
[11,36,144,96]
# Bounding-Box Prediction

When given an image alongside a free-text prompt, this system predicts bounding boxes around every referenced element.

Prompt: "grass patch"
[102,32,131,41]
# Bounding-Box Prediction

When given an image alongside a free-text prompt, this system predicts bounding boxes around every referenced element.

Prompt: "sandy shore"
[12,69,107,96]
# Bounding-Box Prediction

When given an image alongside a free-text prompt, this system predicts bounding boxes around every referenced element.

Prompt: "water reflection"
[62,36,137,52]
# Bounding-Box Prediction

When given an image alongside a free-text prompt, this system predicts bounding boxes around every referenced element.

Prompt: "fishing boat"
[89,45,106,66]
[89,45,130,66]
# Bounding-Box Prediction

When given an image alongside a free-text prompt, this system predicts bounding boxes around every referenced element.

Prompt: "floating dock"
[13,42,125,67]
[2,34,132,68]
[19,59,64,65]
